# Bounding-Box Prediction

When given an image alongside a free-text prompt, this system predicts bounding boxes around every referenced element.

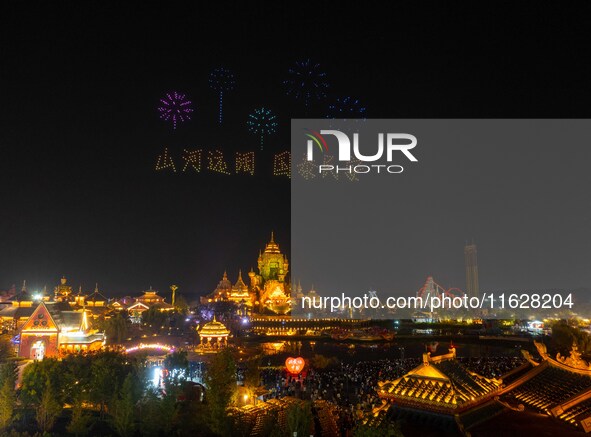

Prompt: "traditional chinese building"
[127,288,174,321]
[19,301,105,359]
[0,282,36,333]
[378,347,501,414]
[201,233,291,314]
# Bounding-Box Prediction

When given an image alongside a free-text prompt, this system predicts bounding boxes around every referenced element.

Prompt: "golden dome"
[198,316,230,337]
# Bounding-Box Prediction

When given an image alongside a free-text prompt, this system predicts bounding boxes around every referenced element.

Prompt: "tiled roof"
[378,353,501,412]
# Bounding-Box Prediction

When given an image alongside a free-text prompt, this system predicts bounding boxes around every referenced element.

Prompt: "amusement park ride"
[416,276,465,302]
[413,275,466,322]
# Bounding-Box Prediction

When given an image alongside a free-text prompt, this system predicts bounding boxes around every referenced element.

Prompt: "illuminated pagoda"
[127,287,174,322]
[83,284,110,319]
[19,301,105,360]
[378,347,501,414]
[197,315,230,350]
[201,232,291,314]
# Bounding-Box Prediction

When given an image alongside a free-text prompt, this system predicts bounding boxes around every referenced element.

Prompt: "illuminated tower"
[464,241,479,298]
[257,232,288,282]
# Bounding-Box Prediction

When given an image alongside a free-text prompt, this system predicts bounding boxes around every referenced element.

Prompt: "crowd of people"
[262,355,525,407]
[457,356,526,378]
[256,354,526,437]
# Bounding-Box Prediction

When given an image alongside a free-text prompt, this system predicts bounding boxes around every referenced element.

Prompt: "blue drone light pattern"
[283,59,329,107]
[247,108,278,150]
[209,67,236,124]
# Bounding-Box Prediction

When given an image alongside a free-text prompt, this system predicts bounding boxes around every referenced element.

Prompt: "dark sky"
[1,2,591,299]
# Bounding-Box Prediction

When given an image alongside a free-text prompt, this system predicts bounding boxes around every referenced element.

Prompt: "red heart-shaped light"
[285,356,305,374]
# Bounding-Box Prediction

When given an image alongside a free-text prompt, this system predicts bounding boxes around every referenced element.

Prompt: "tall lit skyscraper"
[464,241,479,298]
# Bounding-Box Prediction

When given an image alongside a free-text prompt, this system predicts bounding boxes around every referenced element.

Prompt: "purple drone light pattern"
[157,91,194,130]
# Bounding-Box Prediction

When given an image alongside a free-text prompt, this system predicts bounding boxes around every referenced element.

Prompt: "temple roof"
[378,350,500,412]
[8,280,32,303]
[263,232,281,254]
[0,305,35,319]
[214,271,232,292]
[199,316,230,337]
[86,284,108,302]
[234,270,248,291]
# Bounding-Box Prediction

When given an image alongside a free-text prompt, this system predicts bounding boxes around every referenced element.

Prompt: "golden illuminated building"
[201,232,291,314]
[0,281,36,332]
[54,276,74,303]
[19,301,105,360]
[127,288,174,321]
[378,348,501,414]
[198,315,230,349]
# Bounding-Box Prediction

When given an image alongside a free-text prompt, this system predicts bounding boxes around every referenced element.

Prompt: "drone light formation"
[247,107,278,150]
[326,96,367,121]
[209,67,236,124]
[157,91,194,130]
[284,59,329,107]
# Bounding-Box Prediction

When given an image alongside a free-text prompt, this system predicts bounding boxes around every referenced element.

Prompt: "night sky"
[1,2,591,299]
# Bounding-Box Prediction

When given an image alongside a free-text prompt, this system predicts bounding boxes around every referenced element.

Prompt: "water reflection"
[255,339,524,364]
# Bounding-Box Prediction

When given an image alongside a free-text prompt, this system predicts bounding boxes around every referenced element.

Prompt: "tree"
[0,335,14,362]
[243,356,261,404]
[551,320,591,354]
[111,374,136,437]
[174,294,189,315]
[212,301,238,320]
[36,378,62,432]
[107,312,129,344]
[142,307,168,334]
[0,376,16,430]
[138,388,178,437]
[66,397,93,437]
[89,351,130,419]
[286,401,312,437]
[204,348,237,435]
[164,351,189,390]
[20,358,64,407]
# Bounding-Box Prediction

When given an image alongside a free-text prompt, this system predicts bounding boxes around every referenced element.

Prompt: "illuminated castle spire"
[258,232,288,281]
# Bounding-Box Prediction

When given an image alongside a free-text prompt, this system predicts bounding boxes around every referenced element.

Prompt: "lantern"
[285,356,305,374]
